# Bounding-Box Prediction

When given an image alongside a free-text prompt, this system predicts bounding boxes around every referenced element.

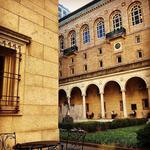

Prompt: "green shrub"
[110,118,147,129]
[137,122,150,147]
[62,115,73,123]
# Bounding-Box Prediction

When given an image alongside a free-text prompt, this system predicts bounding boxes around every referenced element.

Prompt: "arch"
[125,76,149,118]
[124,76,148,90]
[70,86,82,96]
[85,83,100,94]
[103,80,122,92]
[110,10,122,30]
[128,1,143,26]
[94,17,105,39]
[86,84,101,119]
[68,30,76,47]
[80,24,90,44]
[125,76,148,89]
[103,80,122,119]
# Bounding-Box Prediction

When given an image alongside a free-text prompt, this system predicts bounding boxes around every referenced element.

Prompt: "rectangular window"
[142,99,149,109]
[71,58,74,63]
[135,35,141,43]
[98,48,102,54]
[99,60,103,67]
[137,50,143,58]
[84,64,87,71]
[131,104,137,110]
[83,53,87,59]
[71,68,74,74]
[117,56,122,63]
[0,46,21,114]
[120,100,123,111]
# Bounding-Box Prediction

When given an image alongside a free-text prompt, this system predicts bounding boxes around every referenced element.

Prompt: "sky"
[59,0,93,12]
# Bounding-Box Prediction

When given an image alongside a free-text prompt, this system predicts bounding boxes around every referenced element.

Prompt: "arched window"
[113,13,122,30]
[70,31,76,47]
[59,36,64,50]
[97,21,105,38]
[83,26,90,44]
[131,4,143,25]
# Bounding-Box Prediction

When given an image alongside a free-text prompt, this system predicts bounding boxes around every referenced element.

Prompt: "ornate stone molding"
[0,26,31,50]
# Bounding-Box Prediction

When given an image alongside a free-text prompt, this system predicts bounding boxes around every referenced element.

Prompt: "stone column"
[67,96,71,116]
[122,90,127,118]
[100,92,105,118]
[82,94,86,119]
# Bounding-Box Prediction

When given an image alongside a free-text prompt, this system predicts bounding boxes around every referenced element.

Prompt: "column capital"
[121,88,126,92]
[100,92,104,95]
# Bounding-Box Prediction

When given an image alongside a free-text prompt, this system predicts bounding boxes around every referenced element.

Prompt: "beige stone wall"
[0,0,59,143]
[59,0,150,78]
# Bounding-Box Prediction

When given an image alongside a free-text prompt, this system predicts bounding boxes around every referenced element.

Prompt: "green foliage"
[137,122,150,147]
[110,118,147,129]
[59,118,147,132]
[62,115,74,123]
[60,125,144,148]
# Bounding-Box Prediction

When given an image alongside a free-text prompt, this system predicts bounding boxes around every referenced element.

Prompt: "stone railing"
[59,59,150,84]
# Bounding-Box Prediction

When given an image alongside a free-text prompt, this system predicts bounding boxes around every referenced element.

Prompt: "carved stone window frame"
[0,26,31,115]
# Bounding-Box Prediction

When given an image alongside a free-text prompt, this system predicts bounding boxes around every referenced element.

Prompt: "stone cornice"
[0,26,31,44]
[59,0,114,27]
[59,59,150,84]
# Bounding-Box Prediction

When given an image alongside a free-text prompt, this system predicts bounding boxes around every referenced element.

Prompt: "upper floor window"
[113,13,122,30]
[97,21,105,38]
[59,36,64,50]
[70,31,76,47]
[131,4,143,25]
[82,26,90,44]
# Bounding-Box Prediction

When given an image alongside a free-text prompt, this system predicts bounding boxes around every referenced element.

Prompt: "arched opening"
[70,87,82,120]
[126,77,149,118]
[104,81,122,119]
[86,84,100,119]
[59,89,67,122]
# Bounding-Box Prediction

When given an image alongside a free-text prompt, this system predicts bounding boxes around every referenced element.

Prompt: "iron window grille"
[0,46,21,114]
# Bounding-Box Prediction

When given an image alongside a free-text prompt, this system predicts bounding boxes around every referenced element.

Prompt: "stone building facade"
[0,0,59,143]
[59,0,150,121]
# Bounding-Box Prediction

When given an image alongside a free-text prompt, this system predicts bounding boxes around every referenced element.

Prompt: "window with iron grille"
[0,46,21,114]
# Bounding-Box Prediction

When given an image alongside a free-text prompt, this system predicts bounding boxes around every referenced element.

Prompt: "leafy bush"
[110,118,147,129]
[59,118,147,132]
[137,122,150,147]
[62,115,73,123]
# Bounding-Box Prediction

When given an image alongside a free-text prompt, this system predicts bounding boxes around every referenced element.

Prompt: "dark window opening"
[135,35,141,43]
[71,68,74,74]
[99,60,103,67]
[142,99,149,109]
[117,56,122,63]
[98,48,102,54]
[84,64,87,71]
[131,104,137,110]
[120,100,123,111]
[86,103,89,112]
[138,51,142,58]
[71,58,74,63]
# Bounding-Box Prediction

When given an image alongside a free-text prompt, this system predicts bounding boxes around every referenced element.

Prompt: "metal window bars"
[0,46,21,114]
